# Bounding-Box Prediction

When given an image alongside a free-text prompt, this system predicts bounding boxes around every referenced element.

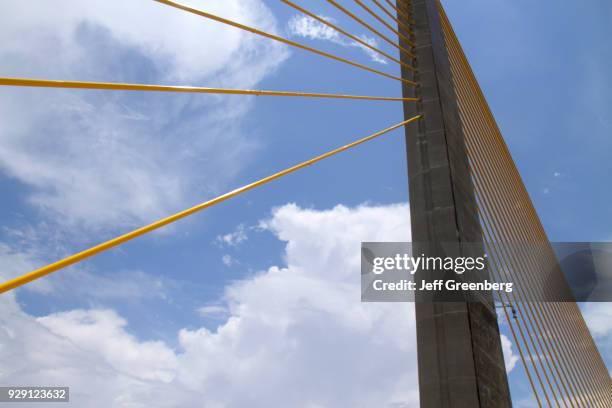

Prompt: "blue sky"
[0,0,610,406]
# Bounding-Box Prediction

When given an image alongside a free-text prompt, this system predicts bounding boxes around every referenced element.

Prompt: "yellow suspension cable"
[153,0,416,86]
[281,0,416,73]
[352,0,415,47]
[0,77,417,102]
[371,0,415,36]
[438,2,612,403]
[326,0,416,59]
[0,116,421,294]
[389,0,414,23]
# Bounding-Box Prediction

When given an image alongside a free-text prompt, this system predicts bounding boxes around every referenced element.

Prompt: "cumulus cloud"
[582,303,612,338]
[501,334,519,373]
[0,293,198,407]
[582,302,612,371]
[39,309,178,382]
[0,202,419,407]
[287,14,387,64]
[0,0,288,238]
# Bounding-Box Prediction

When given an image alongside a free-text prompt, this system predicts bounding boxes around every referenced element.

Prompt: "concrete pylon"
[396,1,512,406]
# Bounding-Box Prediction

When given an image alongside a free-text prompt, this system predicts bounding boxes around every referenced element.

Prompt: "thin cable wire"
[466,97,604,406]
[446,22,599,408]
[0,116,421,294]
[464,93,605,407]
[437,0,609,403]
[464,124,574,408]
[467,85,610,401]
[396,3,548,403]
[438,2,612,404]
[478,222,545,407]
[460,51,612,401]
[370,0,415,36]
[392,0,414,22]
[460,97,585,407]
[430,7,559,406]
[450,33,608,405]
[403,2,555,403]
[281,0,415,72]
[447,27,585,405]
[326,0,416,59]
[0,77,417,102]
[153,0,416,86]
[352,0,415,46]
[455,67,593,407]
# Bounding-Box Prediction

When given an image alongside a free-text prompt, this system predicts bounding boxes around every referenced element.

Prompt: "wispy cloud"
[287,14,387,64]
[0,0,288,242]
[197,304,229,319]
[216,224,249,247]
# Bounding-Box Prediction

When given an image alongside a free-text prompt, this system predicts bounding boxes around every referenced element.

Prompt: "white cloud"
[582,302,612,338]
[0,202,419,407]
[198,305,229,320]
[514,395,539,408]
[287,15,387,64]
[0,0,284,84]
[501,334,519,373]
[566,304,612,398]
[581,302,612,367]
[0,241,171,301]
[0,293,196,407]
[39,309,178,383]
[217,224,248,247]
[287,14,338,42]
[0,0,288,237]
[58,269,170,301]
[221,254,236,267]
[0,243,53,294]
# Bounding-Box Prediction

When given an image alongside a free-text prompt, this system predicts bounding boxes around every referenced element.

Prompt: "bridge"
[1,1,610,406]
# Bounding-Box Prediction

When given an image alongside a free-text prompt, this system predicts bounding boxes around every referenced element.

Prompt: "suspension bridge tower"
[397,1,512,406]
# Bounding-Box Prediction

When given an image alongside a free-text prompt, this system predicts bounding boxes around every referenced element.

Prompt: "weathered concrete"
[397,1,512,406]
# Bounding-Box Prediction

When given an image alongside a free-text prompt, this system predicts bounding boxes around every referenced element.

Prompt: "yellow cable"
[280,0,416,73]
[371,0,415,36]
[326,0,415,59]
[352,0,415,47]
[388,0,414,23]
[0,116,421,294]
[153,0,416,86]
[0,77,417,102]
[438,2,612,403]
